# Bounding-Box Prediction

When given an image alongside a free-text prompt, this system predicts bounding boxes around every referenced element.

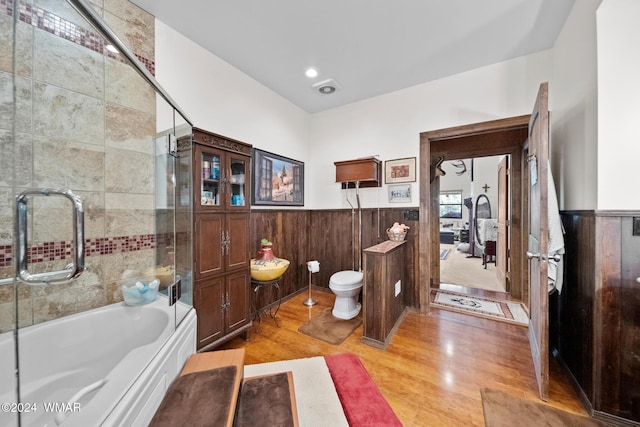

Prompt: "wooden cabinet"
[187,128,253,351]
[362,240,407,349]
[334,157,381,189]
[193,133,250,212]
[194,270,250,349]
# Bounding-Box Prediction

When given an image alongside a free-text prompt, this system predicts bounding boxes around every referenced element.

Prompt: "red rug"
[325,353,402,426]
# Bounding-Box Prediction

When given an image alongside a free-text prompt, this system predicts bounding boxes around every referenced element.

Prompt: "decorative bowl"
[250,258,290,281]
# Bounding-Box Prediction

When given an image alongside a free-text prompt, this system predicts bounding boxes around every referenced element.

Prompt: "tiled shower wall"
[0,0,159,332]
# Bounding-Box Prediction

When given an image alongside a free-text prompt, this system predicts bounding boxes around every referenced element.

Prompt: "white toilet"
[329,270,363,319]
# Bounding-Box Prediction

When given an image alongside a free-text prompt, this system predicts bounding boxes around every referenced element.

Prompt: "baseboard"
[593,410,640,427]
[552,349,594,418]
[553,349,640,427]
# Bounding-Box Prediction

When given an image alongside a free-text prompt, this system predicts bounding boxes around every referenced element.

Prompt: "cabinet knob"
[636,277,640,284]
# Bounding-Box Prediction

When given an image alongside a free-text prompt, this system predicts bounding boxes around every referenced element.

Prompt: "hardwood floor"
[218,289,587,426]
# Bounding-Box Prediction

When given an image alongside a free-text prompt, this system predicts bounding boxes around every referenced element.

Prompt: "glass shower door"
[1,0,193,425]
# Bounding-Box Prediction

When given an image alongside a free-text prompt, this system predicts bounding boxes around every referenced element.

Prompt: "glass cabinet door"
[229,156,248,208]
[200,150,222,208]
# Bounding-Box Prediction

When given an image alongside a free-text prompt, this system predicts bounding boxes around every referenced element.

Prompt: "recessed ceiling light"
[106,44,119,54]
[305,68,318,78]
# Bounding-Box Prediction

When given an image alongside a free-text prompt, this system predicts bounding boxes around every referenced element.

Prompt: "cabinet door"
[226,154,250,210]
[226,270,250,334]
[194,277,224,349]
[194,144,224,212]
[227,213,250,271]
[194,213,223,279]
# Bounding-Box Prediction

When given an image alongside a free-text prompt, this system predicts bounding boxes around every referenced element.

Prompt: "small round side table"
[250,278,282,332]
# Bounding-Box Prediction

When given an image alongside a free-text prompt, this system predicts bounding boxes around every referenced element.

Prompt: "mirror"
[474,194,492,246]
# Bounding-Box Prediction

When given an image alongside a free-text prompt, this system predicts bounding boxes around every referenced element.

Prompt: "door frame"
[418,115,530,313]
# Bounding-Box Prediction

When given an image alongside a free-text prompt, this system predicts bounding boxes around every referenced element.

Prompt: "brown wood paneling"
[250,207,420,311]
[618,216,640,422]
[597,215,640,422]
[360,208,420,309]
[560,210,640,425]
[251,210,311,309]
[596,216,622,414]
[309,209,356,287]
[362,241,407,348]
[559,212,596,405]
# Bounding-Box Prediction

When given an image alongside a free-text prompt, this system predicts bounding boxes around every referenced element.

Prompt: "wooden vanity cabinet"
[189,128,252,351]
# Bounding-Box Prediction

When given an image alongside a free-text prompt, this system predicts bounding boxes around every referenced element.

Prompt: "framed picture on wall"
[385,157,416,183]
[388,184,412,203]
[251,148,304,206]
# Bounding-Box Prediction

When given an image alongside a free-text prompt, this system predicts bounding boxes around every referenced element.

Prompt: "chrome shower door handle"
[17,189,85,285]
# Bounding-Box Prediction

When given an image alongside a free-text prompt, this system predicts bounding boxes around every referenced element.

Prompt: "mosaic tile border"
[0,234,160,268]
[1,0,156,75]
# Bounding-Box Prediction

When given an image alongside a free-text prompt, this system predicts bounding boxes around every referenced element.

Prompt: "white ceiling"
[130,0,575,113]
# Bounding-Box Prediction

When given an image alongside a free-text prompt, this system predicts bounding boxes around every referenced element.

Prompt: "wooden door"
[194,277,224,349]
[497,156,509,289]
[527,82,550,401]
[194,213,224,279]
[226,270,250,333]
[227,213,250,271]
[193,144,224,212]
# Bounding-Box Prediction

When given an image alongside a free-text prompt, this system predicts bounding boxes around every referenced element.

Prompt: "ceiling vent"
[312,78,341,95]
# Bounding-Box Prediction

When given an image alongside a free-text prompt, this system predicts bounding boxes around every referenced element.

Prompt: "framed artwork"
[252,148,304,206]
[385,157,416,183]
[388,184,412,203]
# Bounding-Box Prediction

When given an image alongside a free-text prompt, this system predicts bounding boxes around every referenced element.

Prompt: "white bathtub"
[0,296,196,427]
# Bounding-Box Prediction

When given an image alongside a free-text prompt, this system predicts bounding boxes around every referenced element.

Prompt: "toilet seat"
[329,270,363,288]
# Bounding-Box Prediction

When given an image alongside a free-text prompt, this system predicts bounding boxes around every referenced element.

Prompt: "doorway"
[418,115,530,313]
[437,155,508,293]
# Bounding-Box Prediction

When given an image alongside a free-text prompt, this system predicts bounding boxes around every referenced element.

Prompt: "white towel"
[547,161,565,293]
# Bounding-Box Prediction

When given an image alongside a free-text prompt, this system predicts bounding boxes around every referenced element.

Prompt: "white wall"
[154,20,310,209]
[597,0,640,210]
[550,0,600,210]
[154,7,614,212]
[309,51,552,210]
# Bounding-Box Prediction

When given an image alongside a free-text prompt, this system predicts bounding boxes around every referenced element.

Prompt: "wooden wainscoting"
[250,208,421,312]
[559,210,640,425]
[250,210,311,308]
